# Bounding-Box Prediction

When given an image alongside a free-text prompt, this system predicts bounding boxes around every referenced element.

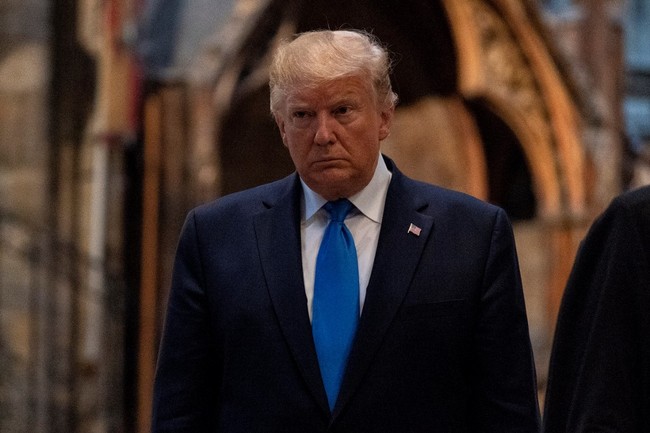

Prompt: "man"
[543,185,650,432]
[152,29,540,432]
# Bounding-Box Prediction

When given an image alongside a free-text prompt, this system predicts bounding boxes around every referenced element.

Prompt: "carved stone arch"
[442,0,587,219]
[467,97,538,219]
[473,91,561,216]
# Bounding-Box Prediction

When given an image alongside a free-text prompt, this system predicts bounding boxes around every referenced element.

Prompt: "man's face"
[274,76,393,201]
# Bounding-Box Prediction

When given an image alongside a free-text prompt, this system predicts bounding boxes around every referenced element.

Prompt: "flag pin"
[407,223,421,237]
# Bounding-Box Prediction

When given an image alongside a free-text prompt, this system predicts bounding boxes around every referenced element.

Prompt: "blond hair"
[269,30,398,113]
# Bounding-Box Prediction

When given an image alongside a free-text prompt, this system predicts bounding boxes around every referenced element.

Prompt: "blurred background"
[1,0,649,431]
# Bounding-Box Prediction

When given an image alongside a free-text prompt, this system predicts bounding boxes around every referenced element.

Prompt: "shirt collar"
[301,155,392,223]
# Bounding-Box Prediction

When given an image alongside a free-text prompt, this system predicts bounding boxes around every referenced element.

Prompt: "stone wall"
[1,0,128,431]
[0,1,52,431]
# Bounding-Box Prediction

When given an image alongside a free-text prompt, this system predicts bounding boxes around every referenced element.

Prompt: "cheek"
[284,126,313,145]
[284,136,311,164]
[357,128,382,152]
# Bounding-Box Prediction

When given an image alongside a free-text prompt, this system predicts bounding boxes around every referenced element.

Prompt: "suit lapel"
[253,175,331,415]
[332,168,435,419]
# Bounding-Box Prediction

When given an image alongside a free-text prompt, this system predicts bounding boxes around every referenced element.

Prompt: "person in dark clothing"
[544,185,650,432]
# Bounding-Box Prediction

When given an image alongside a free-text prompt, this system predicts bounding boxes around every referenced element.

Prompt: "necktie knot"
[324,199,353,223]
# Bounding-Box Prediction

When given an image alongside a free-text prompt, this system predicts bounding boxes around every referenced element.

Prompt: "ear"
[274,114,288,146]
[378,106,394,141]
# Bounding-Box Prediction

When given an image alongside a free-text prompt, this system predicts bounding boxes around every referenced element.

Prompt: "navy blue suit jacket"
[152,157,540,432]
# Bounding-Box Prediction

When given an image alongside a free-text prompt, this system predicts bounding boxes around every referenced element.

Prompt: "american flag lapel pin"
[407,223,422,237]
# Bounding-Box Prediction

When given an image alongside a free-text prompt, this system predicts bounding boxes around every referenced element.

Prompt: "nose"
[313,113,336,146]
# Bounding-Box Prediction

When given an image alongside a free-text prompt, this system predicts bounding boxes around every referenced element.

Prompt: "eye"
[334,106,351,116]
[292,111,311,119]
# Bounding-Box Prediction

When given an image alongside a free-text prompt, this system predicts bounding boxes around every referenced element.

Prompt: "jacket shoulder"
[400,174,503,218]
[191,174,298,220]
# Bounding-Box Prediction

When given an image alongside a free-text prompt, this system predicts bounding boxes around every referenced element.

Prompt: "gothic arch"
[442,0,587,218]
[187,0,588,222]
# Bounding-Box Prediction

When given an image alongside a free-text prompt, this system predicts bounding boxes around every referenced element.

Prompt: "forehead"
[284,76,376,107]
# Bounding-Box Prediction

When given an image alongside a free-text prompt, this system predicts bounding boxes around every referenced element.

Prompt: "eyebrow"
[286,94,363,110]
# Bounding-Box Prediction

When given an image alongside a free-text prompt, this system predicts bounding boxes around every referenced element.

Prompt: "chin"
[311,174,362,199]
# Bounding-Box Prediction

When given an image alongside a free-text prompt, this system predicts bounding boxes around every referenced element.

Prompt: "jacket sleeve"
[472,208,541,432]
[152,210,220,432]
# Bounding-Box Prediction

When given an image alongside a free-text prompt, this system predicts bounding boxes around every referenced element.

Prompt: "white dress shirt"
[300,155,392,321]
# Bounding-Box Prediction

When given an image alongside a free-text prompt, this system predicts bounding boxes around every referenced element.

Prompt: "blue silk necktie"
[312,199,360,410]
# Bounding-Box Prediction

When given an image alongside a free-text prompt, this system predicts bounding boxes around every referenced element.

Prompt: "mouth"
[313,157,346,166]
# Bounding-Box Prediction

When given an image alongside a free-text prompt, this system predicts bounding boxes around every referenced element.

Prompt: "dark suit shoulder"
[607,185,650,230]
[384,155,499,215]
[398,174,503,220]
[585,185,650,251]
[613,184,650,207]
[191,174,298,220]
